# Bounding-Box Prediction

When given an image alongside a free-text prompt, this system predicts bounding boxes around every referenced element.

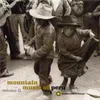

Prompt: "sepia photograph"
[0,0,100,100]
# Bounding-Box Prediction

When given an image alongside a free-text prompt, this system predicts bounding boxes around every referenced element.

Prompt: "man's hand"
[75,56,83,62]
[72,55,82,62]
[89,30,95,39]
[24,45,35,56]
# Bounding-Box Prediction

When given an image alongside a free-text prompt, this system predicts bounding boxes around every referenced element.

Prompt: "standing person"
[0,1,14,77]
[27,3,55,100]
[7,0,30,57]
[1,0,23,60]
[57,16,99,93]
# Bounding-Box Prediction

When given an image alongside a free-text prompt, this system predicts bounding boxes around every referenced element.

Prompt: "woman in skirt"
[57,16,99,92]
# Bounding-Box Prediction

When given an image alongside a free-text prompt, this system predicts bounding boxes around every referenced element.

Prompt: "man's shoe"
[0,71,14,78]
[35,94,52,100]
[60,77,68,90]
[69,85,78,93]
[10,54,23,60]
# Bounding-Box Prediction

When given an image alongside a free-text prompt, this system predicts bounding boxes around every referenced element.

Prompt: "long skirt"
[58,38,99,78]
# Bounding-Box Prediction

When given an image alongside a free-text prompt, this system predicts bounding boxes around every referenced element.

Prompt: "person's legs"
[0,29,13,77]
[34,58,53,100]
[69,77,78,93]
[2,19,20,56]
[9,14,19,50]
[39,58,53,96]
[34,61,40,75]
[69,77,77,88]
[7,14,23,59]
[0,30,7,76]
[60,77,68,88]
[19,14,30,45]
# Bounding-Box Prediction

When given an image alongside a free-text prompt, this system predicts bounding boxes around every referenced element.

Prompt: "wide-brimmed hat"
[29,3,55,19]
[57,16,81,28]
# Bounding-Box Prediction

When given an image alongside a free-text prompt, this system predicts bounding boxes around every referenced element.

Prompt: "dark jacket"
[7,0,29,14]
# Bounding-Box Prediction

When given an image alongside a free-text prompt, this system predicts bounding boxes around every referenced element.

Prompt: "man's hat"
[29,3,55,19]
[57,16,81,28]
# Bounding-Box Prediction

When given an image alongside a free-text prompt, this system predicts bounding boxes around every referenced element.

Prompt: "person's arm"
[76,28,95,38]
[63,0,71,16]
[32,28,55,60]
[58,37,82,62]
[92,5,100,17]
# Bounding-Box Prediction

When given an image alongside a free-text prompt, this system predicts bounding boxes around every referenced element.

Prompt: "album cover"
[0,0,100,100]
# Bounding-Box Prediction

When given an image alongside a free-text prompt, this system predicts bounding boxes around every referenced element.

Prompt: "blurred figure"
[1,0,23,60]
[0,0,14,77]
[7,0,30,59]
[83,0,100,56]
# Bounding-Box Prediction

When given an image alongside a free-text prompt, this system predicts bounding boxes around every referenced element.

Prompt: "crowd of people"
[0,0,100,100]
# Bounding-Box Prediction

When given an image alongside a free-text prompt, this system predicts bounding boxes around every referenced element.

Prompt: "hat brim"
[29,9,55,19]
[57,23,81,28]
